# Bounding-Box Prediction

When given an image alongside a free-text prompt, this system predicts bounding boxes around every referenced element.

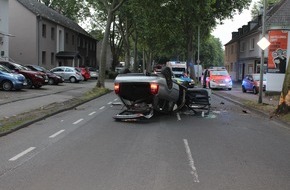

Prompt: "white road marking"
[99,106,105,110]
[89,111,96,116]
[9,147,36,161]
[73,118,84,125]
[49,130,65,138]
[183,139,200,183]
[177,113,181,121]
[114,98,118,101]
[108,102,112,105]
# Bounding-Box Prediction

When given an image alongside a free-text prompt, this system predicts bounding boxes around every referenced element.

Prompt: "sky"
[211,0,257,46]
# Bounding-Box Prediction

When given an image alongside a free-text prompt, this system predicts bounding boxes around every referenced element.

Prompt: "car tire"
[253,87,258,94]
[242,85,246,93]
[34,85,42,89]
[228,88,232,91]
[1,80,13,91]
[26,78,33,89]
[161,67,173,89]
[69,76,77,83]
[48,78,55,85]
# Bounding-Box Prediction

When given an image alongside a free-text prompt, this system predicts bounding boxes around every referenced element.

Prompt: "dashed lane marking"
[9,147,36,161]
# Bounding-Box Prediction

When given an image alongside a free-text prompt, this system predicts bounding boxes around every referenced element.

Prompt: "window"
[42,24,46,38]
[250,38,255,50]
[51,52,54,65]
[51,27,55,40]
[240,42,245,52]
[231,45,234,54]
[42,51,46,65]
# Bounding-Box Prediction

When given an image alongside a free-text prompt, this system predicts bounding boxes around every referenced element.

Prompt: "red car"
[0,61,48,89]
[76,67,90,81]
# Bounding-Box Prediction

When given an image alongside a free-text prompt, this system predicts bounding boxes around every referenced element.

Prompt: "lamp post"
[257,0,269,104]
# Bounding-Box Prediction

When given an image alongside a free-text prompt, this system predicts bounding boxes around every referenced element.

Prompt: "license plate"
[219,84,226,86]
[23,82,27,86]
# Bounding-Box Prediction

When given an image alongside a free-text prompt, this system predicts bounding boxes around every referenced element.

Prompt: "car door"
[51,67,66,79]
[246,75,254,90]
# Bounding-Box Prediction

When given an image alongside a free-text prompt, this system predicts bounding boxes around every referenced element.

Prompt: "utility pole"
[258,0,267,104]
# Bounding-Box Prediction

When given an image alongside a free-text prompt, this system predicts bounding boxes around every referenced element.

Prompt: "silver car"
[50,66,83,83]
[87,67,99,79]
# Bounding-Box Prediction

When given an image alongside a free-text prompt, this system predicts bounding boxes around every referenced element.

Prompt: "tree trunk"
[133,30,138,72]
[275,56,290,115]
[97,10,113,88]
[124,17,130,69]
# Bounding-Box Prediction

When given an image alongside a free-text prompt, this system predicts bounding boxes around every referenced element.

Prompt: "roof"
[16,0,92,38]
[266,0,290,28]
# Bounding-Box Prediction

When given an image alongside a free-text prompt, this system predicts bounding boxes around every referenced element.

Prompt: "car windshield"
[0,65,12,73]
[211,70,229,76]
[13,63,31,71]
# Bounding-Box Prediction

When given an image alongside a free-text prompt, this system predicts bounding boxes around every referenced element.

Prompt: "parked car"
[0,65,27,91]
[202,68,232,90]
[87,67,99,79]
[172,72,195,88]
[75,67,90,81]
[26,65,64,85]
[242,73,266,94]
[0,61,48,89]
[50,66,83,83]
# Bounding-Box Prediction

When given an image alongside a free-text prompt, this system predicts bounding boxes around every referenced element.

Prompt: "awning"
[56,51,81,59]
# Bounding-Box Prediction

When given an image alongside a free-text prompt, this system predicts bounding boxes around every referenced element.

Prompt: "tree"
[87,0,126,88]
[39,0,90,22]
[199,36,224,68]
[274,58,290,115]
[251,0,281,18]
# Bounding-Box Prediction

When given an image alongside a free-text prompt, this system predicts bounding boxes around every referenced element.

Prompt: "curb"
[213,92,290,128]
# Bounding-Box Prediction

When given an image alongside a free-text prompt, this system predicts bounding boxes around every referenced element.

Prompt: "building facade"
[0,0,9,60]
[7,0,97,69]
[224,0,289,92]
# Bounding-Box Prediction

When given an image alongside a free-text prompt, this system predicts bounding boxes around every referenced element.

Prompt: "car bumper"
[13,80,27,89]
[209,81,232,89]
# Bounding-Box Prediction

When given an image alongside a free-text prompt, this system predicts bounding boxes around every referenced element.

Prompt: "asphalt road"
[0,85,289,190]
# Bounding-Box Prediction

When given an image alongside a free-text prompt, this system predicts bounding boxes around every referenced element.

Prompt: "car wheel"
[34,85,42,89]
[242,85,246,93]
[26,78,33,89]
[161,67,173,89]
[253,87,258,94]
[228,88,232,91]
[1,80,13,91]
[48,78,55,85]
[69,76,77,83]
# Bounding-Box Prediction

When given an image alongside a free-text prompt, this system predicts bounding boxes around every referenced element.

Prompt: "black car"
[26,65,64,85]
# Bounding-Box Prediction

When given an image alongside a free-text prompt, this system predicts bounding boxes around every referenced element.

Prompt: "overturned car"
[113,67,211,121]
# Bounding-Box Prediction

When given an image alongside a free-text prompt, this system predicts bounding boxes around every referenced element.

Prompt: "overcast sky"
[212,1,257,47]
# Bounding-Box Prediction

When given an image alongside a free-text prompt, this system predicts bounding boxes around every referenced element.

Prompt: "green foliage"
[40,0,90,22]
[251,0,282,18]
[200,36,224,68]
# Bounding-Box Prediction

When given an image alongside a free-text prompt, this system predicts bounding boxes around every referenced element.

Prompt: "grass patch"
[0,87,111,135]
